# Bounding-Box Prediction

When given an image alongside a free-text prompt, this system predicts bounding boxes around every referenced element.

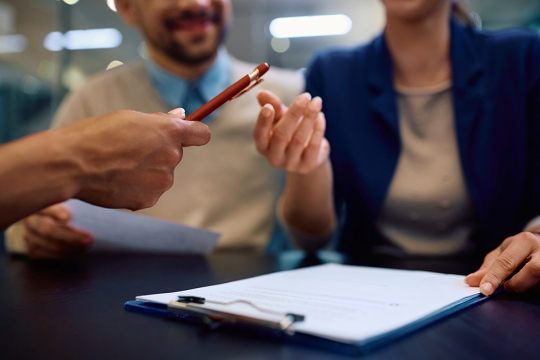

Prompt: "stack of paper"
[137,264,482,344]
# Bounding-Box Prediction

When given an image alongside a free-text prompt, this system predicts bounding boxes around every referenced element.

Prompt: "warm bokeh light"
[106,60,124,70]
[270,37,290,53]
[37,59,55,79]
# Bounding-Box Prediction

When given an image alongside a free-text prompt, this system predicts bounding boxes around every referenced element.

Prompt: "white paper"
[137,264,480,344]
[64,199,220,254]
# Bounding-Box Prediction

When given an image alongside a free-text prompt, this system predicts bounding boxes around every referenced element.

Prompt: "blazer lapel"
[367,35,400,139]
[449,19,486,222]
[451,20,485,165]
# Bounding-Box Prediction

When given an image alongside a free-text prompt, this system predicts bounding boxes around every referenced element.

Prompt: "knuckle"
[525,232,540,244]
[290,135,307,148]
[495,255,516,274]
[526,259,540,278]
[38,220,54,237]
[169,148,182,166]
[307,141,321,152]
[129,198,148,211]
[163,173,175,192]
[22,230,33,246]
[501,236,514,248]
[271,128,289,144]
[504,281,522,293]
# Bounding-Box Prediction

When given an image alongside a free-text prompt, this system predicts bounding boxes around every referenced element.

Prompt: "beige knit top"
[375,81,477,256]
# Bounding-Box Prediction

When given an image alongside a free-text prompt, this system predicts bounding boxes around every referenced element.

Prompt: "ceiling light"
[0,34,27,53]
[269,15,352,38]
[44,28,122,51]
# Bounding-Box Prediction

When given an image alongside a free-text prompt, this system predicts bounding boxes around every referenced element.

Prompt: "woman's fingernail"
[262,105,272,117]
[301,92,312,101]
[480,282,493,295]
[313,96,323,105]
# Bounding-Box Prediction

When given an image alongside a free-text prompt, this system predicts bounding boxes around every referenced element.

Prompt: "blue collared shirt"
[145,48,231,122]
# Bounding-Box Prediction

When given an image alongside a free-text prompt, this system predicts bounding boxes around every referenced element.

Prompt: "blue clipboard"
[125,288,500,356]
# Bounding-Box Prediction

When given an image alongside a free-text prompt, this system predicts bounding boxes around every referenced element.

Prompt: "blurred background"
[0,0,540,144]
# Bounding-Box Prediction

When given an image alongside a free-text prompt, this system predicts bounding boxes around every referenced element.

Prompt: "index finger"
[254,104,275,153]
[257,90,288,122]
[479,236,534,295]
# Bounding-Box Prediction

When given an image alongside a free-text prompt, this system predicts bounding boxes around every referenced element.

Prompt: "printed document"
[137,264,480,343]
[64,199,220,255]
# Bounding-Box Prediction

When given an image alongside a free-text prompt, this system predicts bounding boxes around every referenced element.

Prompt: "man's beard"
[154,27,226,65]
[143,8,226,65]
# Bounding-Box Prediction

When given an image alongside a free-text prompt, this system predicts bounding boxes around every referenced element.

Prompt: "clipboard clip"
[173,296,305,335]
[230,67,266,101]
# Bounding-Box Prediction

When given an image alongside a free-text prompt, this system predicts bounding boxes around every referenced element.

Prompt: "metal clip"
[230,78,265,101]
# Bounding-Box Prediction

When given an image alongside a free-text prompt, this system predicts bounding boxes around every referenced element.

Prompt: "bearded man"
[5,0,303,259]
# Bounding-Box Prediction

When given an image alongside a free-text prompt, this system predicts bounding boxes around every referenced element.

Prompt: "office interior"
[0,0,539,248]
[2,1,540,358]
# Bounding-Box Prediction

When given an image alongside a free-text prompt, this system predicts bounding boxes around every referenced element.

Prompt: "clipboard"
[124,288,501,355]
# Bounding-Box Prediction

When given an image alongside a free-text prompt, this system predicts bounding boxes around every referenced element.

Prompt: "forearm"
[281,159,336,235]
[0,129,82,229]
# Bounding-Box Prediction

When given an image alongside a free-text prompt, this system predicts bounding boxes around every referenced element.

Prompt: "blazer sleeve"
[305,54,347,223]
[521,34,540,227]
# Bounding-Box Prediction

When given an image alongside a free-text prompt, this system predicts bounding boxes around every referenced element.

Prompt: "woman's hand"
[465,232,540,295]
[254,90,330,174]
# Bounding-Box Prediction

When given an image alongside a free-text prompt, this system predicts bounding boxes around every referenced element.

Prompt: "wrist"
[45,127,86,200]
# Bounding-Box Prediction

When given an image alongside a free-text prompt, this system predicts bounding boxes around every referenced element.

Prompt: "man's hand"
[465,232,540,294]
[23,204,93,260]
[254,90,330,174]
[60,108,211,211]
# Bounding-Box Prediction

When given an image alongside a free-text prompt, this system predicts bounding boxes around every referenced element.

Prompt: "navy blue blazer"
[305,19,540,255]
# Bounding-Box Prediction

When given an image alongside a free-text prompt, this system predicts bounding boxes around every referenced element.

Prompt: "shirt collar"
[145,47,232,109]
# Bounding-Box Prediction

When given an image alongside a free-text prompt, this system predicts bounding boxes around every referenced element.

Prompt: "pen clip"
[230,78,265,101]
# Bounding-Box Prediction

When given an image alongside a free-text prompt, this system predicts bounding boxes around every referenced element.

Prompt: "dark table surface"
[1,250,539,360]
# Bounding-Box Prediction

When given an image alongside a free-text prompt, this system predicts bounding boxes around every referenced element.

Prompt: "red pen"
[186,63,270,121]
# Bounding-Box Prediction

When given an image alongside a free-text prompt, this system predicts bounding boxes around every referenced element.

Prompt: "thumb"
[175,120,211,147]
